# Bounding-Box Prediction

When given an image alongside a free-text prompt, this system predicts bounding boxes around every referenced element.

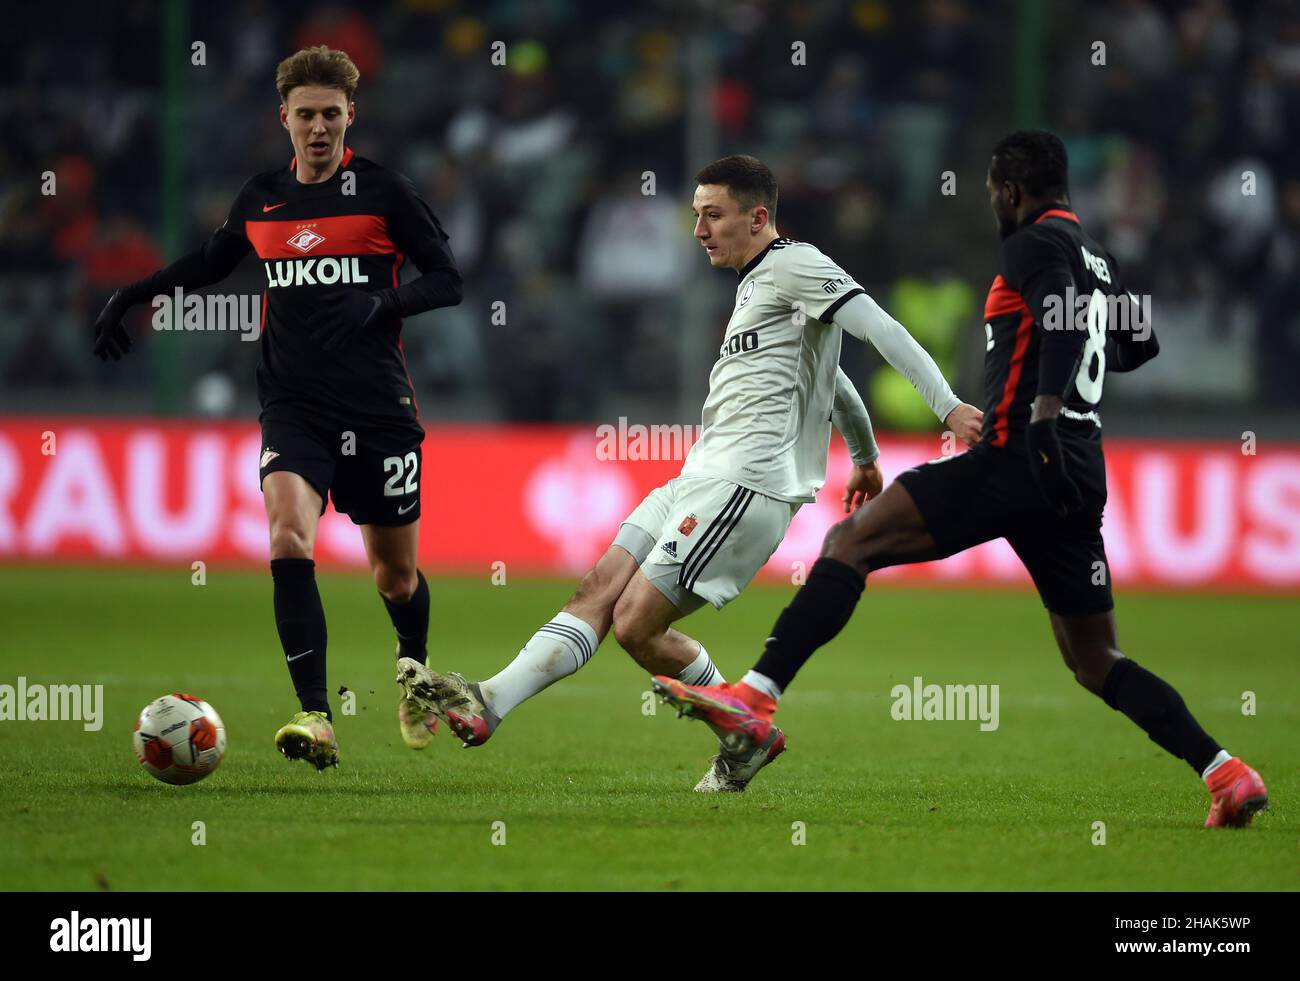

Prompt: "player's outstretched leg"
[1051,610,1269,828]
[656,482,936,790]
[739,482,936,710]
[264,471,338,766]
[397,544,636,746]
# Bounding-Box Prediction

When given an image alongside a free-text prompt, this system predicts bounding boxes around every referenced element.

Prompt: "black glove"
[312,289,399,353]
[92,290,134,361]
[1026,417,1084,517]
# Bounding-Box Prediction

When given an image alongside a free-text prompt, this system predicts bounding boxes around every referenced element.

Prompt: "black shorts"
[258,407,424,526]
[894,441,1113,616]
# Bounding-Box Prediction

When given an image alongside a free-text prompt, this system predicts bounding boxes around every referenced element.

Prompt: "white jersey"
[680,238,867,503]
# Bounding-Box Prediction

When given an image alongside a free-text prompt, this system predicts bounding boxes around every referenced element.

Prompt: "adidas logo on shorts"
[660,540,678,558]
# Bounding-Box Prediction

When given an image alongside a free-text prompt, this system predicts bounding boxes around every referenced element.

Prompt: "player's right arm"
[832,367,883,511]
[832,366,879,466]
[92,181,254,360]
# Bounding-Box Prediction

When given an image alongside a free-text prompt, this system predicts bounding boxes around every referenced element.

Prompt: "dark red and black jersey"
[204,148,458,431]
[979,206,1142,455]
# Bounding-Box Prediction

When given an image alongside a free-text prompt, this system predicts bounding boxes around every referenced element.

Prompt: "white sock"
[480,611,599,719]
[741,669,782,702]
[1201,749,1233,780]
[677,644,724,687]
[676,645,731,744]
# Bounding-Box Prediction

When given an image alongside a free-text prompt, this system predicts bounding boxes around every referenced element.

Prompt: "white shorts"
[613,476,800,612]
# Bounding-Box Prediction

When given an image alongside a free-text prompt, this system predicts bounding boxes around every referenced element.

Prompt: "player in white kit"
[397,155,983,790]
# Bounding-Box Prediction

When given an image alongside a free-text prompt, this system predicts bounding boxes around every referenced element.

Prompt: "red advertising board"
[1,418,1298,591]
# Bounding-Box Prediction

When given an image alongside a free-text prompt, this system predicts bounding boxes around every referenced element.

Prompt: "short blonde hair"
[275,46,359,104]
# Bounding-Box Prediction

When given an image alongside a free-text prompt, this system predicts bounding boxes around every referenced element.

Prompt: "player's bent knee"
[374,563,417,602]
[821,516,866,562]
[610,605,639,653]
[820,517,851,557]
[821,515,884,575]
[611,598,655,662]
[1073,667,1104,696]
[1073,647,1123,695]
[269,525,313,560]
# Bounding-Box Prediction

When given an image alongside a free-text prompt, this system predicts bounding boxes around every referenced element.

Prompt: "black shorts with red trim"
[894,441,1113,616]
[258,405,424,527]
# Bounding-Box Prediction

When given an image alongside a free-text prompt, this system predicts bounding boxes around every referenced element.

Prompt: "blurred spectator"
[1,0,1297,428]
[292,5,382,78]
[82,216,164,291]
[1257,178,1300,407]
[577,176,690,298]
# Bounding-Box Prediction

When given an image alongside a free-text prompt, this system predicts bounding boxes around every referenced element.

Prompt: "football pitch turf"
[0,566,1294,891]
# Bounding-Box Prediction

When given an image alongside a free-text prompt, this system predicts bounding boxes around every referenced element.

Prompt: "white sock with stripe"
[480,611,599,720]
[675,644,733,744]
[677,644,724,687]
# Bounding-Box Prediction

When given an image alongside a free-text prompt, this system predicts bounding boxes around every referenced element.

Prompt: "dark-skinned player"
[653,130,1268,828]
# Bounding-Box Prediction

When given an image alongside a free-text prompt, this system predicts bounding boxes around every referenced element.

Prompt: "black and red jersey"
[191,148,459,430]
[979,206,1149,455]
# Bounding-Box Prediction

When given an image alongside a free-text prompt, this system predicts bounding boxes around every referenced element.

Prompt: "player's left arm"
[832,292,982,446]
[381,173,464,315]
[773,246,982,445]
[1105,255,1160,373]
[316,173,463,352]
[1003,227,1085,515]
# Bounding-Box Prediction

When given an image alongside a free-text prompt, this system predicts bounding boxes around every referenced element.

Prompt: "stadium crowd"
[2,0,1298,422]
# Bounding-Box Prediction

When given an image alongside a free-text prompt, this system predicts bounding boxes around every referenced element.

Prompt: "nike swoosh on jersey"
[262,202,288,213]
[397,501,417,515]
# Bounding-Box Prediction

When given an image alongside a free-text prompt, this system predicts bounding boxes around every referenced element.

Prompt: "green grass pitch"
[0,566,1294,891]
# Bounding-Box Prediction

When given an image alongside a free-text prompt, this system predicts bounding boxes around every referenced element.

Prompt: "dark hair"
[990,130,1069,199]
[695,155,778,219]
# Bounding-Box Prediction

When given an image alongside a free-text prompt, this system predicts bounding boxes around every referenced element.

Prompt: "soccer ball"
[132,694,227,785]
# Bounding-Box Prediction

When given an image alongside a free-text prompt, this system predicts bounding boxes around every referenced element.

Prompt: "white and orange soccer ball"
[132,694,226,785]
